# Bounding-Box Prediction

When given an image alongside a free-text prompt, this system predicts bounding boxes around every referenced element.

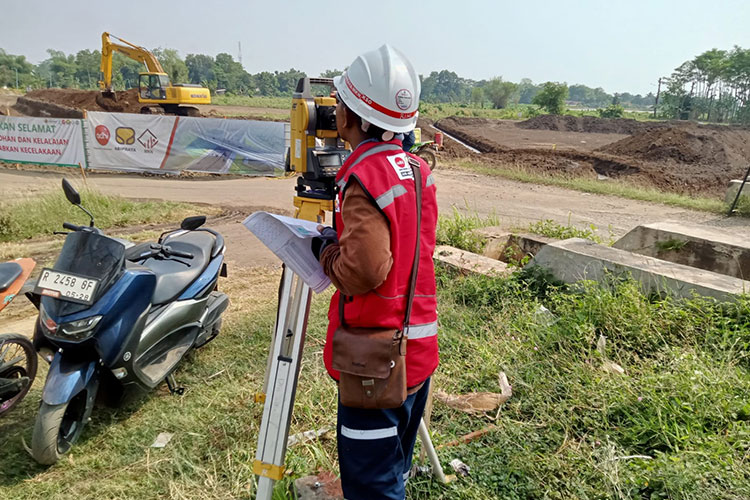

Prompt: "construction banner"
[85,112,177,171]
[0,116,86,167]
[162,116,286,175]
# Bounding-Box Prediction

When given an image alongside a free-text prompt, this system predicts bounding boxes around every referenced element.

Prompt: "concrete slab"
[434,245,511,277]
[725,179,750,204]
[528,238,750,301]
[472,226,553,262]
[613,221,750,280]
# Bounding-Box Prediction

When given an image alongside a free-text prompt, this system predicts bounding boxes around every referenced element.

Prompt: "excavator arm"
[99,32,166,92]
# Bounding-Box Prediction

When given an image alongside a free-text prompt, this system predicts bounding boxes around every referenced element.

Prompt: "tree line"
[1,46,657,110]
[657,46,750,123]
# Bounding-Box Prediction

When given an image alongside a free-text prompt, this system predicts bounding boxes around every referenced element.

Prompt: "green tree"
[253,71,279,96]
[275,68,306,95]
[185,54,215,86]
[420,70,472,103]
[0,49,38,88]
[74,49,100,89]
[532,82,568,114]
[518,78,540,104]
[214,53,252,94]
[152,48,188,84]
[320,69,343,78]
[470,87,484,108]
[484,77,518,109]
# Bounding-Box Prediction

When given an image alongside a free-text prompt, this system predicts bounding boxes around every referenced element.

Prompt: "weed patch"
[436,207,499,253]
[0,189,202,242]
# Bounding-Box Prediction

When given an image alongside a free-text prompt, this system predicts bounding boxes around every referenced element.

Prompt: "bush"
[532,82,569,115]
[599,104,625,118]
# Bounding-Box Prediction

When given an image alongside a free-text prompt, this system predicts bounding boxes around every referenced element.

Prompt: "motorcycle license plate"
[34,268,100,305]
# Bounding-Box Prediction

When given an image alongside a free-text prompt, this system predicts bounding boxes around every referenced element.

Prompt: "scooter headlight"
[59,316,103,340]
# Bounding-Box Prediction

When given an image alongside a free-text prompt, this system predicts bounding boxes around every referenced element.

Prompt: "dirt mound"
[24,88,145,114]
[596,125,750,194]
[517,115,662,135]
[416,118,475,159]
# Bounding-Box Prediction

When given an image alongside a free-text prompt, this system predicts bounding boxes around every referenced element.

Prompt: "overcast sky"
[3,0,750,95]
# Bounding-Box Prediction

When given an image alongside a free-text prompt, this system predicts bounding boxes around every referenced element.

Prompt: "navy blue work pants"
[337,378,430,500]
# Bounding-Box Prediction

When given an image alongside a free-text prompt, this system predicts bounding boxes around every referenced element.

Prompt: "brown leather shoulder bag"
[332,159,423,409]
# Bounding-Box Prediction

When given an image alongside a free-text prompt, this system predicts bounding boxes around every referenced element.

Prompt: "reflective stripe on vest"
[425,173,435,187]
[337,143,404,190]
[375,184,408,210]
[406,321,438,340]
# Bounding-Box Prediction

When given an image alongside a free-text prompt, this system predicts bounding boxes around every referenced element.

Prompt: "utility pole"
[653,77,662,118]
[238,41,242,66]
[15,68,19,89]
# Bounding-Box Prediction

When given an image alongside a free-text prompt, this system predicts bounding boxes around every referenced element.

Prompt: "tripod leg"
[254,269,312,499]
[418,418,449,484]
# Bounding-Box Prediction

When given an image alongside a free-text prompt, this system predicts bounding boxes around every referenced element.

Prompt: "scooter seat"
[136,232,216,305]
[0,262,23,293]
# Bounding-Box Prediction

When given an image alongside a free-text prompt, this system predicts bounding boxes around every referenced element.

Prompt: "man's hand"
[311,225,338,260]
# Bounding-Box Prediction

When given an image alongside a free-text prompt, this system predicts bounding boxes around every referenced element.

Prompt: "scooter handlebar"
[164,246,194,259]
[62,222,82,231]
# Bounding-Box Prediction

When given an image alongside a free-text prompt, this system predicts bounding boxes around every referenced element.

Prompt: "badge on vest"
[386,153,415,181]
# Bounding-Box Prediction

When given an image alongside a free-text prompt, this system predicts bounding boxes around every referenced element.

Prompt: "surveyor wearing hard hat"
[311,45,439,500]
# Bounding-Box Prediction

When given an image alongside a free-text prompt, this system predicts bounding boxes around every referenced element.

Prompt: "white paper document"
[242,212,331,293]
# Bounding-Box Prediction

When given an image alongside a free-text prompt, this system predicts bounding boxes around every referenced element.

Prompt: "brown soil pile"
[597,124,750,194]
[517,115,663,135]
[25,88,145,113]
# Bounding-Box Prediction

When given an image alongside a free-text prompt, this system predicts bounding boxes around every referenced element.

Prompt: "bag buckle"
[362,378,375,398]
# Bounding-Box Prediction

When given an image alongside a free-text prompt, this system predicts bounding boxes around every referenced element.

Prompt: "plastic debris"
[151,432,174,448]
[449,458,470,477]
[287,427,332,448]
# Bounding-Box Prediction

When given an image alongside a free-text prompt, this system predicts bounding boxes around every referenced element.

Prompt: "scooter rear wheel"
[0,333,37,416]
[31,392,88,464]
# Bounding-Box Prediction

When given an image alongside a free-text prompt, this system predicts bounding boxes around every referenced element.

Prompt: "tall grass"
[436,207,500,253]
[211,95,290,109]
[0,189,200,242]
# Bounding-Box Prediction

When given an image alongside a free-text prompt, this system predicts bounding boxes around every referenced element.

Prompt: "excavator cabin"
[99,32,210,116]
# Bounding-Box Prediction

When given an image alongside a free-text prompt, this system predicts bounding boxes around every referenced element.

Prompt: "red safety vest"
[323,139,439,388]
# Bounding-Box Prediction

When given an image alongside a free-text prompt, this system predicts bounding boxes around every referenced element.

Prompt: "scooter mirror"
[181,216,206,231]
[61,179,81,206]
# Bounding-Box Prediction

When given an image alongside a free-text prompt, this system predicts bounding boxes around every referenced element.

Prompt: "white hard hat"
[334,44,420,134]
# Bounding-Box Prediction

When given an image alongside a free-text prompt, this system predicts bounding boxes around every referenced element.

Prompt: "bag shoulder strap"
[339,157,423,330]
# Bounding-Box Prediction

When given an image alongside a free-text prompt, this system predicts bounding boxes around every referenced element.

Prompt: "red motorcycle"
[0,258,37,416]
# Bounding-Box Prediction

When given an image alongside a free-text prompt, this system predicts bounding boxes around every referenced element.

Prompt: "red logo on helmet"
[95,125,110,145]
[395,89,413,111]
[394,156,406,168]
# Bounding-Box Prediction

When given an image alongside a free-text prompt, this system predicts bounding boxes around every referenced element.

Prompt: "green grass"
[2,265,748,499]
[437,207,500,253]
[458,160,729,214]
[211,95,290,109]
[0,189,202,242]
[419,102,654,122]
[526,218,614,245]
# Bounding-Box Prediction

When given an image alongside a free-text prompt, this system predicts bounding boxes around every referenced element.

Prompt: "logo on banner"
[386,153,414,180]
[138,129,159,150]
[116,127,135,145]
[95,125,110,145]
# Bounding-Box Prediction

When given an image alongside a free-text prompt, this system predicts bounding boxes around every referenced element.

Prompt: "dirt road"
[2,168,747,269]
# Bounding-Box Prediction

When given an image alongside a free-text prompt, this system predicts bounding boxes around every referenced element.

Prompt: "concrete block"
[434,245,511,277]
[725,179,750,205]
[473,226,511,260]
[528,238,750,302]
[613,221,750,280]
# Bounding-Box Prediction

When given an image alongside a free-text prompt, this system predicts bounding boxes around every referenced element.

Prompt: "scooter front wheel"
[32,394,88,464]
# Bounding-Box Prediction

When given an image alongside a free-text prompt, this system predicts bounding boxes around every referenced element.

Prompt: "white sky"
[2,0,750,95]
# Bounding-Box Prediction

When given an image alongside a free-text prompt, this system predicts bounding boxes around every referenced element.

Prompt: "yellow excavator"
[98,32,210,116]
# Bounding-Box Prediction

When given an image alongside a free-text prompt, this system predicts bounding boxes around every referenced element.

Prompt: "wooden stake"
[78,162,88,188]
